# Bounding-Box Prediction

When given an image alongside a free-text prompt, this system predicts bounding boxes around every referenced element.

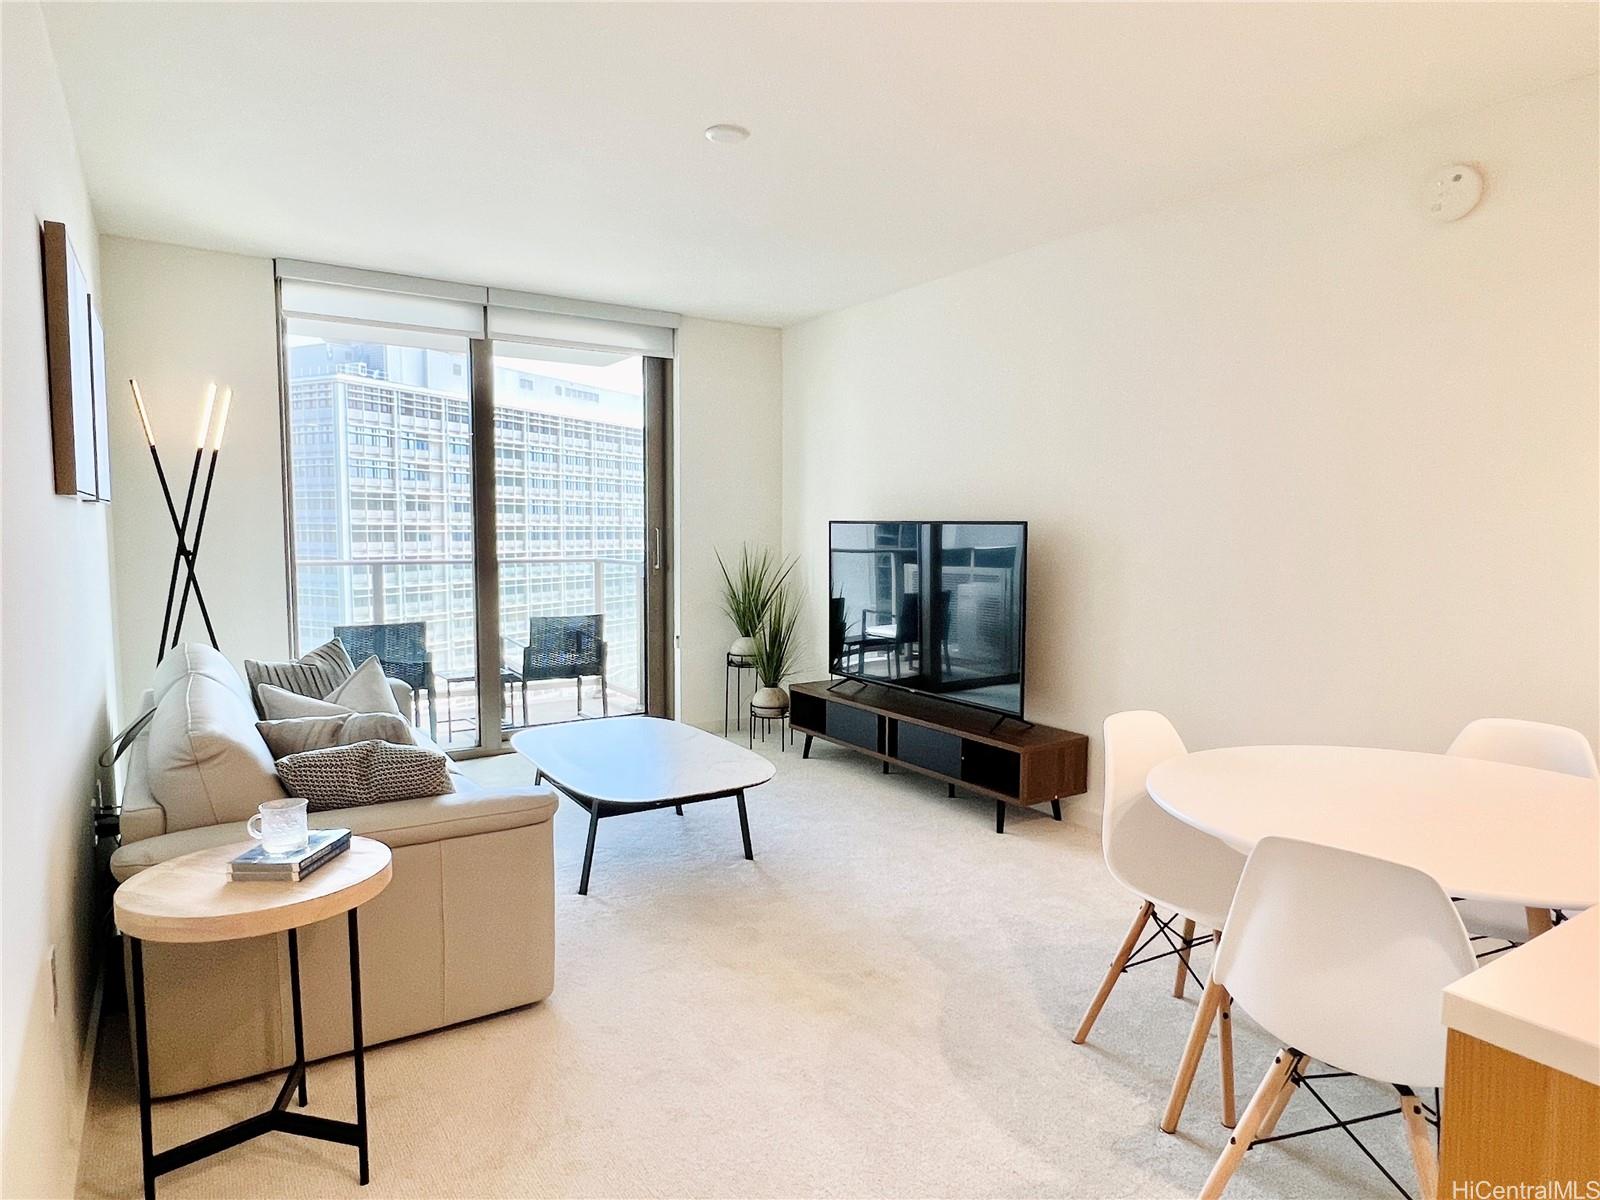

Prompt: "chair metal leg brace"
[1075,905,1216,1047]
[1208,1053,1435,1200]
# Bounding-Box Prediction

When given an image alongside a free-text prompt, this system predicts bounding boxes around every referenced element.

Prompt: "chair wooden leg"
[1525,906,1554,938]
[1398,1088,1438,1200]
[1200,1049,1301,1200]
[1218,991,1236,1128]
[1162,975,1228,1133]
[1173,918,1197,998]
[1073,901,1154,1045]
[1256,1071,1297,1139]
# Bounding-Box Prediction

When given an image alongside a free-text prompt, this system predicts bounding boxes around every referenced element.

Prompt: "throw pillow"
[244,638,356,716]
[324,655,404,715]
[256,712,414,760]
[256,656,402,720]
[275,740,454,811]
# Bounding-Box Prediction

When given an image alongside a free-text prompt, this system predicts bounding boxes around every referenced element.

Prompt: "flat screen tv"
[828,521,1027,718]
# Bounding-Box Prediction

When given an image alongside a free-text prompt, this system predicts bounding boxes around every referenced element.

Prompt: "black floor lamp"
[131,379,229,664]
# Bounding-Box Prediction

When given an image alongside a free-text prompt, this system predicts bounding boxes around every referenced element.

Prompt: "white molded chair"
[1198,837,1476,1200]
[1076,712,1246,1123]
[1447,718,1597,944]
[1447,717,1599,780]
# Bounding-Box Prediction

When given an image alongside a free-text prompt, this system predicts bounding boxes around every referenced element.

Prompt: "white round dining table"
[1146,746,1598,914]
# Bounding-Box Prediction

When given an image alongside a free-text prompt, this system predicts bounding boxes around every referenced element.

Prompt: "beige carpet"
[77,729,1410,1199]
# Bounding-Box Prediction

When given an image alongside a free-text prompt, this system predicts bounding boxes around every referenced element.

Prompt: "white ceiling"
[44,2,1598,327]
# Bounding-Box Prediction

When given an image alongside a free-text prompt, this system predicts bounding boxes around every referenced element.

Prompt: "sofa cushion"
[276,740,454,810]
[257,656,401,720]
[256,712,414,759]
[147,671,287,831]
[244,638,356,716]
[110,781,560,880]
[152,642,252,708]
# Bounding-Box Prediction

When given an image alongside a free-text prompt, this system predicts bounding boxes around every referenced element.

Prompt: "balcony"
[295,554,645,748]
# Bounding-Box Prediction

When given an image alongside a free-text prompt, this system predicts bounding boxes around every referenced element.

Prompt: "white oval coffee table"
[1147,746,1598,929]
[511,716,776,895]
[114,836,392,1198]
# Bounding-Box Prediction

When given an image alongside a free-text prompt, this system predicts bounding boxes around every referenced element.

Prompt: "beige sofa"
[113,642,558,1097]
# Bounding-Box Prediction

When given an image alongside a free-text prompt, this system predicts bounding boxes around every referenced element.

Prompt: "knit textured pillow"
[245,639,356,717]
[274,740,453,811]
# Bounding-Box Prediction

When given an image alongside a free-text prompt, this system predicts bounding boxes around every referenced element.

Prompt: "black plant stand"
[749,701,791,751]
[725,653,757,736]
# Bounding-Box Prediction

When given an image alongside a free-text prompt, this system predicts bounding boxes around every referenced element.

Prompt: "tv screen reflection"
[828,521,1026,717]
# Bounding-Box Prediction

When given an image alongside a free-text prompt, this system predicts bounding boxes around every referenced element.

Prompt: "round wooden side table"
[113,836,393,1199]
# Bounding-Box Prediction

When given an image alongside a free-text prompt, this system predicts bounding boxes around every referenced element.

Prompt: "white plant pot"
[730,636,758,660]
[751,685,789,714]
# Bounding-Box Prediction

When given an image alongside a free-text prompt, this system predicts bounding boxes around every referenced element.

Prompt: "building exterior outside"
[284,336,646,735]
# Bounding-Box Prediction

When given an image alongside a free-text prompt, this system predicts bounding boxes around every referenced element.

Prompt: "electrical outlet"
[49,945,59,1018]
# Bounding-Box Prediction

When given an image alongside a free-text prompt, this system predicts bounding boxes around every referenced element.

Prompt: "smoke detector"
[1424,163,1483,223]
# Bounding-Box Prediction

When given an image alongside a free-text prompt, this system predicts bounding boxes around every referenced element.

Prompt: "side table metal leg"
[735,788,754,860]
[131,937,157,1200]
[996,800,1006,834]
[802,734,813,758]
[347,909,370,1186]
[287,928,308,1106]
[579,801,602,895]
[724,662,730,737]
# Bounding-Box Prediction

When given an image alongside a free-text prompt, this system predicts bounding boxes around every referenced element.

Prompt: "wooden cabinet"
[789,679,1088,831]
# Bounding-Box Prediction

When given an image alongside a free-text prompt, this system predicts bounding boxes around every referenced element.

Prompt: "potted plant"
[751,581,801,713]
[716,545,794,662]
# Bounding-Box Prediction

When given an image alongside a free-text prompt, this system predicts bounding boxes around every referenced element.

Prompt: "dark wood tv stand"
[789,679,1089,832]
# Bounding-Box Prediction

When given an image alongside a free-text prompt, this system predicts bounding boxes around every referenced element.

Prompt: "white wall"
[783,78,1599,816]
[674,319,784,728]
[0,4,115,1195]
[100,238,288,714]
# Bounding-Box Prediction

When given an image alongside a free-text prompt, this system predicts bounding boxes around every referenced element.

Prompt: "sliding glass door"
[282,300,670,753]
[284,326,480,746]
[490,344,647,727]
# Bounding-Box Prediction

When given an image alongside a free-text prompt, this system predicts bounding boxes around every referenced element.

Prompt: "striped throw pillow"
[244,639,355,717]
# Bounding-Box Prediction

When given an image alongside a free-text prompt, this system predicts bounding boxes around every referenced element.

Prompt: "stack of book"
[229,828,352,882]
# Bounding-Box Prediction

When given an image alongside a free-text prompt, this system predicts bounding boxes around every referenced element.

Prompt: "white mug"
[247,797,310,855]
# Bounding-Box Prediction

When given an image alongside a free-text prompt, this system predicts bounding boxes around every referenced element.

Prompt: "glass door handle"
[653,527,662,570]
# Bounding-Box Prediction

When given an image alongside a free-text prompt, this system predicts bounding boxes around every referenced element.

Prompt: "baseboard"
[67,960,107,1193]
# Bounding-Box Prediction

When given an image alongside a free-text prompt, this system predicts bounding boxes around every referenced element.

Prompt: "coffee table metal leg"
[736,789,753,860]
[579,800,602,895]
[131,937,157,1200]
[287,928,308,1106]
[347,909,370,1186]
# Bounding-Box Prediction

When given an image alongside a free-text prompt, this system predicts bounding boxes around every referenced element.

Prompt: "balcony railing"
[293,554,644,740]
